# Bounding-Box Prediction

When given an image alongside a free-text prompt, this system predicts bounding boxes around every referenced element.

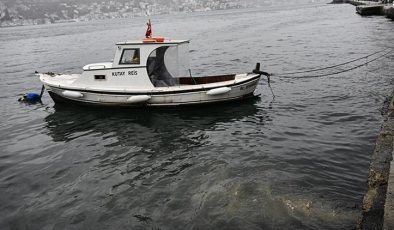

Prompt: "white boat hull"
[42,75,261,107]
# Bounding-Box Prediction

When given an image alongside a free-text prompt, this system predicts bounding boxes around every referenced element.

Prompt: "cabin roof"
[116,39,189,46]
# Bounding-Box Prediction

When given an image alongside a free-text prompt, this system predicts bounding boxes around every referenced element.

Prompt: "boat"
[38,22,269,107]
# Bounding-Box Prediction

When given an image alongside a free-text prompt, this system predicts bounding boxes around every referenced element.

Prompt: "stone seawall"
[383,94,394,229]
[358,92,394,229]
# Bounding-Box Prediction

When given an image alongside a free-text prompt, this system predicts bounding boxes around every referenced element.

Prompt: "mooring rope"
[261,48,392,99]
[272,48,393,78]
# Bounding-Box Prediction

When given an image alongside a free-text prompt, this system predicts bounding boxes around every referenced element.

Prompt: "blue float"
[19,85,45,104]
[24,92,41,103]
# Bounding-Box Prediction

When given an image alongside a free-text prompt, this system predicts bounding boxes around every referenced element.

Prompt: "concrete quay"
[356,4,394,19]
[356,4,386,16]
[331,0,382,5]
[384,95,394,229]
[357,92,394,229]
[331,0,394,20]
[384,5,394,19]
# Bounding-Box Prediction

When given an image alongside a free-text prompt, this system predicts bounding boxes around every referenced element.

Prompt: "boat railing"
[88,65,107,70]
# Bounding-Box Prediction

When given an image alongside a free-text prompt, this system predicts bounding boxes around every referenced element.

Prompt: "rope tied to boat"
[253,63,275,98]
[254,47,392,99]
[270,47,393,79]
[266,74,275,98]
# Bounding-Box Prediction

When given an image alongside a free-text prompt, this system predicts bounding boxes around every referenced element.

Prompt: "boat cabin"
[78,39,235,90]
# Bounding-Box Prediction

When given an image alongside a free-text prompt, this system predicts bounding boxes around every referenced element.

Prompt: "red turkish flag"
[145,20,152,38]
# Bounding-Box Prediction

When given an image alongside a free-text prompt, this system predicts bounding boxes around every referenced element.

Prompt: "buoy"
[19,92,41,103]
[127,95,151,103]
[62,90,83,98]
[206,87,231,96]
[18,85,45,104]
[154,37,165,42]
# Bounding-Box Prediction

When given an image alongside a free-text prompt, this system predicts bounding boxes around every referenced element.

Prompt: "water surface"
[0,3,394,230]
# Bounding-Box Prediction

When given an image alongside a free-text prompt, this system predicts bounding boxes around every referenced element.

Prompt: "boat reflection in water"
[44,96,261,145]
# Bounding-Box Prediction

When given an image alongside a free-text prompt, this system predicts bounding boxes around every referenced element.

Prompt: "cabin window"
[146,45,189,87]
[119,49,140,65]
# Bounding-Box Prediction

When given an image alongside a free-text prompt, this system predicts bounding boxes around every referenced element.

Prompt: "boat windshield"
[147,44,190,87]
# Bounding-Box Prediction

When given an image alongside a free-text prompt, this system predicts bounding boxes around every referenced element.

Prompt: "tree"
[1,8,12,22]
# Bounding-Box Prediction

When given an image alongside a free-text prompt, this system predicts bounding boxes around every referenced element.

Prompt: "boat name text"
[112,71,138,76]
